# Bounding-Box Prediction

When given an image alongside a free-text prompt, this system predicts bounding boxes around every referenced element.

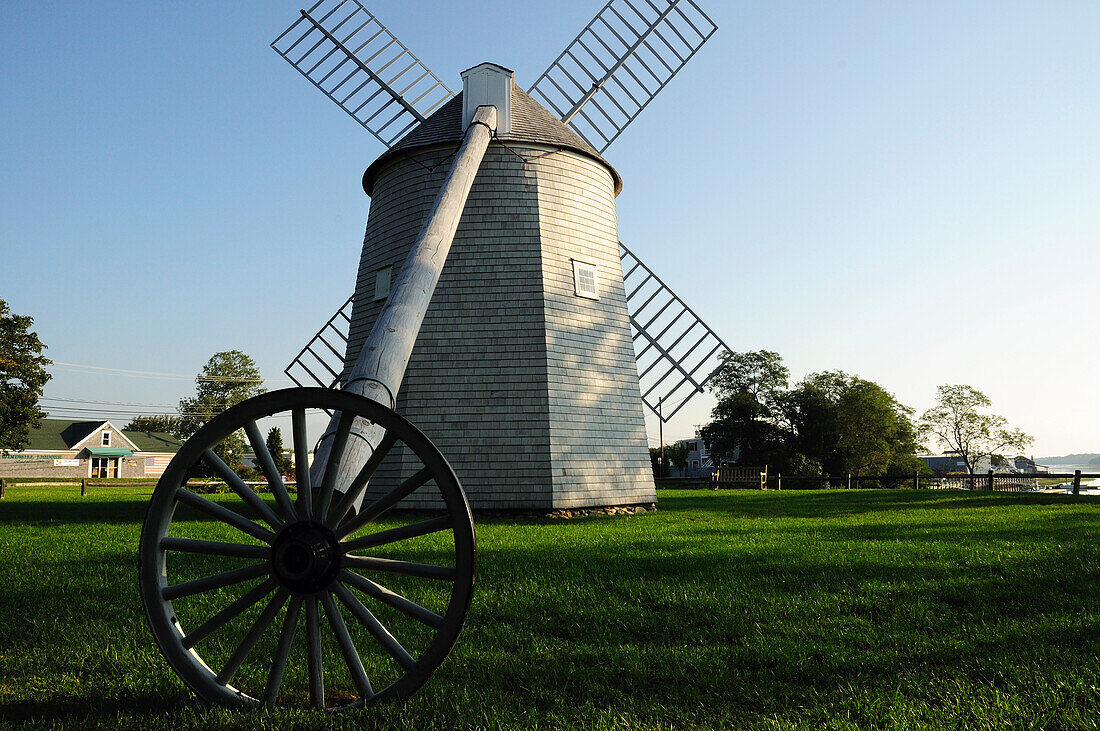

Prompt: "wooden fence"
[0,477,298,499]
[759,470,1097,494]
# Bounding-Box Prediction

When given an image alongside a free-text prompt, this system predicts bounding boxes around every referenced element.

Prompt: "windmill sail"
[619,242,731,422]
[287,245,730,424]
[528,0,717,153]
[285,295,353,390]
[271,0,454,148]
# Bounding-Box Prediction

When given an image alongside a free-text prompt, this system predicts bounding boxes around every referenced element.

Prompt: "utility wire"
[50,361,293,383]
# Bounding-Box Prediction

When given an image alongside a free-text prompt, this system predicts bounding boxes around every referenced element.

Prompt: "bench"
[711,466,768,490]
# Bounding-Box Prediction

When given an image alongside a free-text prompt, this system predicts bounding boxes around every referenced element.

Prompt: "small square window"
[374,266,392,301]
[572,260,599,300]
[101,431,111,447]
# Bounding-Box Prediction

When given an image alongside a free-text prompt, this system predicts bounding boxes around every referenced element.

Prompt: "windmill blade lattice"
[619,242,731,422]
[285,295,354,390]
[528,0,717,153]
[271,0,455,148]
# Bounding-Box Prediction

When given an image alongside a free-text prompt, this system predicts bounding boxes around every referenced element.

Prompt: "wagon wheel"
[139,388,475,709]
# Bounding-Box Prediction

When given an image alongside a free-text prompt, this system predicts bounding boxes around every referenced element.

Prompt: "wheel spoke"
[326,431,397,530]
[340,569,444,628]
[333,582,416,671]
[342,516,452,553]
[215,588,290,685]
[176,489,276,543]
[337,466,434,539]
[344,555,454,581]
[305,597,324,708]
[244,419,297,522]
[293,408,314,519]
[160,536,269,560]
[320,591,375,701]
[183,577,278,649]
[162,563,270,601]
[317,411,356,523]
[262,595,302,704]
[203,449,284,531]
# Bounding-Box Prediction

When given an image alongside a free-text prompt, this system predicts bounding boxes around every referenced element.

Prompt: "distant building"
[0,419,182,479]
[919,452,1042,475]
[1013,456,1047,474]
[668,433,712,478]
[917,452,969,475]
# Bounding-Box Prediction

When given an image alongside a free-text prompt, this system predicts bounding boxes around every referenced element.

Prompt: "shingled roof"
[363,83,622,195]
[22,418,182,453]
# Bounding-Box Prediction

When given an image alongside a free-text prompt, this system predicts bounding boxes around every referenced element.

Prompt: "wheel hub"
[271,521,343,594]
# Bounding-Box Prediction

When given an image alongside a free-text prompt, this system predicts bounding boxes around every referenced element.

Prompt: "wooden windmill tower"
[273,0,724,512]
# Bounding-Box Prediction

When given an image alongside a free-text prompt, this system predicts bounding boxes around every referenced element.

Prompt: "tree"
[835,378,921,478]
[782,372,920,479]
[700,391,790,468]
[648,447,663,477]
[701,350,921,480]
[178,351,264,469]
[700,350,792,467]
[665,442,689,473]
[0,299,52,454]
[709,349,789,415]
[648,442,689,478]
[125,415,183,437]
[918,384,1032,474]
[783,372,849,476]
[265,426,293,477]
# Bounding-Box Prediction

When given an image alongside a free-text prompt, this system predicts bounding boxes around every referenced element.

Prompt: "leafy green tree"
[783,372,849,475]
[178,351,264,470]
[649,447,663,477]
[701,350,921,480]
[125,415,183,437]
[0,299,51,454]
[836,378,920,478]
[265,426,293,477]
[648,443,688,477]
[918,384,1032,474]
[709,349,789,416]
[700,392,790,468]
[701,350,792,467]
[665,442,689,473]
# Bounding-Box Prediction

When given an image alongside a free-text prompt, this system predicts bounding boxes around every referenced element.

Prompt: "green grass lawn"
[0,486,1097,730]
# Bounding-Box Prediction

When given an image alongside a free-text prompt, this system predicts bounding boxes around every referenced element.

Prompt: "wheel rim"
[139,388,476,709]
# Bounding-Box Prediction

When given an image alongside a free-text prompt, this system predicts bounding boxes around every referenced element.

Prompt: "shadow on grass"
[0,493,152,526]
[0,693,191,724]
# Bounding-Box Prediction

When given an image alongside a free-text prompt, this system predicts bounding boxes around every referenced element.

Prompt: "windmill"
[136,0,726,711]
[276,0,726,512]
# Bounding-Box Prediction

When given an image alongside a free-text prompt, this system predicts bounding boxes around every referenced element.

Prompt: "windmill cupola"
[461,62,513,134]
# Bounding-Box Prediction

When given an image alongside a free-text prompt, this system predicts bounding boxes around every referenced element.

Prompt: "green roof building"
[1,418,182,479]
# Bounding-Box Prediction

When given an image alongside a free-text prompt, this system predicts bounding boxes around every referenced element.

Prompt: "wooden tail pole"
[311,105,499,510]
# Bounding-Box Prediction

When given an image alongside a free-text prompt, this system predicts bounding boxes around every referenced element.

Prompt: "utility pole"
[658,397,663,478]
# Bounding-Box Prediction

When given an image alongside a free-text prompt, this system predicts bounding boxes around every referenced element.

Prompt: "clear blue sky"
[2,1,1097,457]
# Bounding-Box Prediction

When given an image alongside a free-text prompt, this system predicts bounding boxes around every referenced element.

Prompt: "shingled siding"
[534,150,655,508]
[343,141,653,509]
[345,143,552,510]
